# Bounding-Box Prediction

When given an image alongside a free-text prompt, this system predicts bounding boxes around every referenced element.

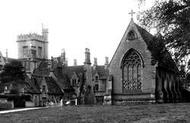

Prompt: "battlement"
[17,33,47,42]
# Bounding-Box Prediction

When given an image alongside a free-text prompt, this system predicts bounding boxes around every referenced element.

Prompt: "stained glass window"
[122,49,142,93]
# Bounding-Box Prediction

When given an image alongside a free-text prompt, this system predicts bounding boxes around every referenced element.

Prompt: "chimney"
[61,49,66,65]
[74,59,77,66]
[105,57,109,69]
[50,56,54,71]
[5,49,8,63]
[65,58,68,66]
[93,58,97,66]
[93,57,97,69]
[84,48,91,65]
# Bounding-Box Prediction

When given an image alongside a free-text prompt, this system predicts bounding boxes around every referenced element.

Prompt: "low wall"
[112,93,155,105]
[25,101,35,107]
[0,101,14,109]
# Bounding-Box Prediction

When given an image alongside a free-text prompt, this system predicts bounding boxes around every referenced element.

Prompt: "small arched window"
[127,30,137,40]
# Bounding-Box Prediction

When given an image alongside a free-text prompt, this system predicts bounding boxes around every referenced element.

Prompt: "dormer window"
[127,30,137,40]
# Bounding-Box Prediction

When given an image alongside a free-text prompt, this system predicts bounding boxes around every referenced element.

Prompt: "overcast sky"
[0,0,154,65]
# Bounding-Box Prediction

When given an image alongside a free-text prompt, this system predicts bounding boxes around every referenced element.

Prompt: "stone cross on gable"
[129,10,135,19]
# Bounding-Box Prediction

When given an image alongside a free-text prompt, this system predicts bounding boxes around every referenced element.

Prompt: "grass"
[0,103,190,123]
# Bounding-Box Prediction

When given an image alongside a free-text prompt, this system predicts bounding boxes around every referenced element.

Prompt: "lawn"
[0,103,189,123]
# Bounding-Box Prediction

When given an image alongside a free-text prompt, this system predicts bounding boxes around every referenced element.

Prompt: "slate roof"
[33,60,50,76]
[30,76,63,95]
[54,65,84,90]
[24,75,41,94]
[135,23,179,73]
[62,65,84,78]
[44,77,63,95]
[31,60,63,95]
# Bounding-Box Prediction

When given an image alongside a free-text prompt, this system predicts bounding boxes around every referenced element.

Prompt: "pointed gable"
[109,19,148,69]
[110,19,178,73]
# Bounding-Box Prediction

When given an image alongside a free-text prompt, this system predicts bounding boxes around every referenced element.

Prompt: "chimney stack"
[84,48,91,65]
[93,58,97,66]
[61,49,67,66]
[105,57,109,69]
[74,59,77,66]
[5,49,8,63]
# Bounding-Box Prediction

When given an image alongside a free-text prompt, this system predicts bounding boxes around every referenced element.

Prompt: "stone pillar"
[83,48,95,104]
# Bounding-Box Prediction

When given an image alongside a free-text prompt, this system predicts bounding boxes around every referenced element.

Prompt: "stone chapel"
[109,18,182,104]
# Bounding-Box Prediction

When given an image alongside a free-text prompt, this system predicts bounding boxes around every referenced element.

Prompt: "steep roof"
[54,65,84,90]
[25,77,41,94]
[30,75,63,95]
[135,23,179,73]
[33,60,50,76]
[110,19,178,73]
[62,65,84,78]
[45,77,63,94]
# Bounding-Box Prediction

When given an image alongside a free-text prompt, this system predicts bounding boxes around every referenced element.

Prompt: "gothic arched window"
[121,49,143,93]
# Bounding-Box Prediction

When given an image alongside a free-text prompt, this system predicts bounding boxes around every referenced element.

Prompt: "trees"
[138,0,190,86]
[0,60,26,93]
[0,60,25,84]
[138,0,190,68]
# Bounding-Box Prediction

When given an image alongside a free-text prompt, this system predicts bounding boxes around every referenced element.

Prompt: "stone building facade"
[109,19,182,104]
[49,48,111,105]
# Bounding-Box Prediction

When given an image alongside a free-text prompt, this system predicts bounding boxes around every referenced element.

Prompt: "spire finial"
[129,10,135,20]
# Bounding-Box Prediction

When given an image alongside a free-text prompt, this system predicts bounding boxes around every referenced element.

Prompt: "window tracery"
[122,49,142,93]
[127,30,137,40]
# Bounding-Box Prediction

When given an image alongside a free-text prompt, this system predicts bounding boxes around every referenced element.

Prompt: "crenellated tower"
[17,27,49,74]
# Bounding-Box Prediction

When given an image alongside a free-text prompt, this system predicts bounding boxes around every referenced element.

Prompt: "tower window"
[23,46,28,58]
[31,50,36,58]
[38,47,42,58]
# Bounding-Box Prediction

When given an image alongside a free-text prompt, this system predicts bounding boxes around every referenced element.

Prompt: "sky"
[0,0,154,66]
